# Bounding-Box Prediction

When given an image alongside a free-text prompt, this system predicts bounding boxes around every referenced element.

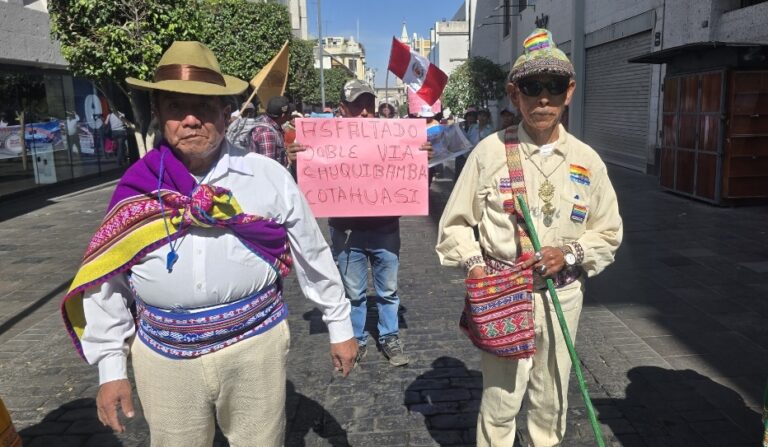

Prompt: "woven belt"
[133,282,286,359]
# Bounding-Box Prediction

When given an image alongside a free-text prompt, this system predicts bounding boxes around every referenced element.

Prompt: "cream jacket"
[436,124,622,278]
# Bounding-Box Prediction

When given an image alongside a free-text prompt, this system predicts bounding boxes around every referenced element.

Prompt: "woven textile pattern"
[459,126,537,359]
[135,283,286,359]
[461,267,535,359]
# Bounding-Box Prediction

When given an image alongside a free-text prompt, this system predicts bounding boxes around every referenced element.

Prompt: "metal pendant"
[539,180,556,227]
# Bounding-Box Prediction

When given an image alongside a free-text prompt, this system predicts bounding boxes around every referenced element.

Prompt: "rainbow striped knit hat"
[508,28,575,83]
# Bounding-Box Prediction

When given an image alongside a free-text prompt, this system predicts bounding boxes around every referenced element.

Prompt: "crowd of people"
[55,27,622,447]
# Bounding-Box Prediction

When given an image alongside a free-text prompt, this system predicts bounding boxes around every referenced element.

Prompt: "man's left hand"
[420,142,434,159]
[330,337,358,377]
[522,246,565,277]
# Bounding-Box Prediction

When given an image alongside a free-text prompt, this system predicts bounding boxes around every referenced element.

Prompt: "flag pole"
[317,0,326,110]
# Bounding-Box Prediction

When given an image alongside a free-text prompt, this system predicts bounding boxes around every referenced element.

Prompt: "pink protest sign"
[295,118,428,218]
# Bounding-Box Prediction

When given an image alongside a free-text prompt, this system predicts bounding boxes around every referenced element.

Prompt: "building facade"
[314,36,367,81]
[454,0,768,202]
[0,0,120,200]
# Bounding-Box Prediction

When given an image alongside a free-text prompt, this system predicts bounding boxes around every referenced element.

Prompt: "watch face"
[565,252,577,266]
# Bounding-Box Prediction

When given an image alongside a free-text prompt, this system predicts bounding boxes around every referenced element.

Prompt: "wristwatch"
[561,245,577,267]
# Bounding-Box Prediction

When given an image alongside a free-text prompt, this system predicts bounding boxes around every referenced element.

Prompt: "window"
[518,0,527,13]
[348,59,357,73]
[503,0,511,37]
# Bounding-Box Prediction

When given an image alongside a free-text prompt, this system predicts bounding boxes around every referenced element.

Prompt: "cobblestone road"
[1,166,766,446]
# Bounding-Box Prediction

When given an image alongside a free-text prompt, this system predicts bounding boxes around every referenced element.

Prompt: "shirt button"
[197,249,203,255]
[196,283,202,290]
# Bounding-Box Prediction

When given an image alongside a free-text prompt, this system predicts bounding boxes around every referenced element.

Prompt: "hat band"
[154,64,226,86]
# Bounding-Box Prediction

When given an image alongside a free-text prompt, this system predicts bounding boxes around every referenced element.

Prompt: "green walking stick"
[516,194,605,447]
[762,378,767,447]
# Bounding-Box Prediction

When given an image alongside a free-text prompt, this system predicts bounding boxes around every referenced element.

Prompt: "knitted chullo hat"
[508,28,575,83]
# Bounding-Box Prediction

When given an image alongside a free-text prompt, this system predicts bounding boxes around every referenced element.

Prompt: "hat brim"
[346,91,376,102]
[509,59,575,83]
[419,112,435,118]
[126,75,248,96]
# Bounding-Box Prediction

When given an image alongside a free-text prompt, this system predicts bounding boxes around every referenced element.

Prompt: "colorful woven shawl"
[502,126,535,259]
[61,143,292,358]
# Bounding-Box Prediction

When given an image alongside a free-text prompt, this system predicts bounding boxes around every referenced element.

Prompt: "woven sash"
[134,283,286,359]
[460,127,536,359]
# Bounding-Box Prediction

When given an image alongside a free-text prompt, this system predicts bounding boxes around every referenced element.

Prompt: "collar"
[207,141,254,182]
[518,123,569,158]
[257,114,282,132]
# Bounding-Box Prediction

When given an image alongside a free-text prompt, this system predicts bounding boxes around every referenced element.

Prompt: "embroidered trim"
[463,255,486,275]
[569,241,585,264]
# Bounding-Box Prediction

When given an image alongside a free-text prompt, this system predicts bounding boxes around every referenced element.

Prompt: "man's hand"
[286,142,306,164]
[96,379,134,433]
[522,246,565,277]
[330,337,358,377]
[467,265,485,279]
[420,142,434,159]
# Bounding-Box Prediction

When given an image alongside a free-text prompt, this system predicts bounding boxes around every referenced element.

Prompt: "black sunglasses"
[516,77,570,97]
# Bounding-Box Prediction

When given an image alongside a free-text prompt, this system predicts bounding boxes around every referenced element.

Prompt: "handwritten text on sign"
[296,118,428,218]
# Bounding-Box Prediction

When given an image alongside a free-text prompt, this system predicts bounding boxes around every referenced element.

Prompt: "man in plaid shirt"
[249,96,292,167]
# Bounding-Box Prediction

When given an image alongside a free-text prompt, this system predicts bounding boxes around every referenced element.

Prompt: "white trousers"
[476,284,584,447]
[131,320,291,447]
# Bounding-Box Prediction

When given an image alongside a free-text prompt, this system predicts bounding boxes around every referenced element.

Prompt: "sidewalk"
[0,164,765,446]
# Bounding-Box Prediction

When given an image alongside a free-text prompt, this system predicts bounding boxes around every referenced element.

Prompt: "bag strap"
[502,126,535,259]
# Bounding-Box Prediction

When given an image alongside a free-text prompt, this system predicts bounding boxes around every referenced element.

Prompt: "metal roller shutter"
[583,31,652,171]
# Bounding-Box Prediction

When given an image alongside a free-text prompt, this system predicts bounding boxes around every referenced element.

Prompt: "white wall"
[0,1,66,68]
[433,20,469,77]
[716,2,768,43]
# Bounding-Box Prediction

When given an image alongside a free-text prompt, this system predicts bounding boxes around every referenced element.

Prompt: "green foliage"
[443,57,506,116]
[304,68,355,107]
[48,0,200,85]
[196,0,291,82]
[285,39,319,107]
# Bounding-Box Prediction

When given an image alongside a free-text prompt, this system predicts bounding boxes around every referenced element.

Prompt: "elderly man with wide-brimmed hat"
[61,41,357,446]
[437,28,623,446]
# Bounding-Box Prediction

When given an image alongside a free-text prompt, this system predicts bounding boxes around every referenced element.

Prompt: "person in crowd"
[455,108,478,181]
[66,111,81,154]
[61,41,356,447]
[378,102,396,118]
[499,106,519,130]
[287,79,433,368]
[249,96,291,167]
[419,104,442,187]
[436,28,623,447]
[475,109,495,142]
[107,110,128,165]
[225,101,258,150]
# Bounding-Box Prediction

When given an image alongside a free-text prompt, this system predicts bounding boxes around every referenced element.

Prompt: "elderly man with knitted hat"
[437,29,623,446]
[61,41,357,446]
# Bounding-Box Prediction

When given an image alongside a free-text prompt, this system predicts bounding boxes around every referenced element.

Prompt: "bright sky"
[307,0,465,87]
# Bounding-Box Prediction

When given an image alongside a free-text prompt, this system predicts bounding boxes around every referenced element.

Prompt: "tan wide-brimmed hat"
[126,41,248,96]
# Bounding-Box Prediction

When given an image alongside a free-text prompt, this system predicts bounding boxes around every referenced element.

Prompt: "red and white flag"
[388,37,448,105]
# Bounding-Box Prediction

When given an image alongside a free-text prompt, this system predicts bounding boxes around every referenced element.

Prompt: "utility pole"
[317,0,326,109]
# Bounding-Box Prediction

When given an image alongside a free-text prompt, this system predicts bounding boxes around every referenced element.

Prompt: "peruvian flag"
[388,37,448,105]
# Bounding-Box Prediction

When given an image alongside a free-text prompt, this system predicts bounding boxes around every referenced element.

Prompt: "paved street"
[0,164,766,446]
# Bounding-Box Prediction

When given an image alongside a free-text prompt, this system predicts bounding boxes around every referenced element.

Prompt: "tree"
[303,67,355,108]
[285,39,319,109]
[196,0,291,83]
[49,0,295,154]
[49,0,201,153]
[442,57,506,117]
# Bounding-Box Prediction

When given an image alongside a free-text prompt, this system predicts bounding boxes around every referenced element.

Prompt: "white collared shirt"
[81,142,353,384]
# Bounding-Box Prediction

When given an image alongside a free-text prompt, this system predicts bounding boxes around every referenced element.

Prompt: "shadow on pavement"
[405,356,481,446]
[285,381,349,446]
[18,398,125,447]
[592,366,762,446]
